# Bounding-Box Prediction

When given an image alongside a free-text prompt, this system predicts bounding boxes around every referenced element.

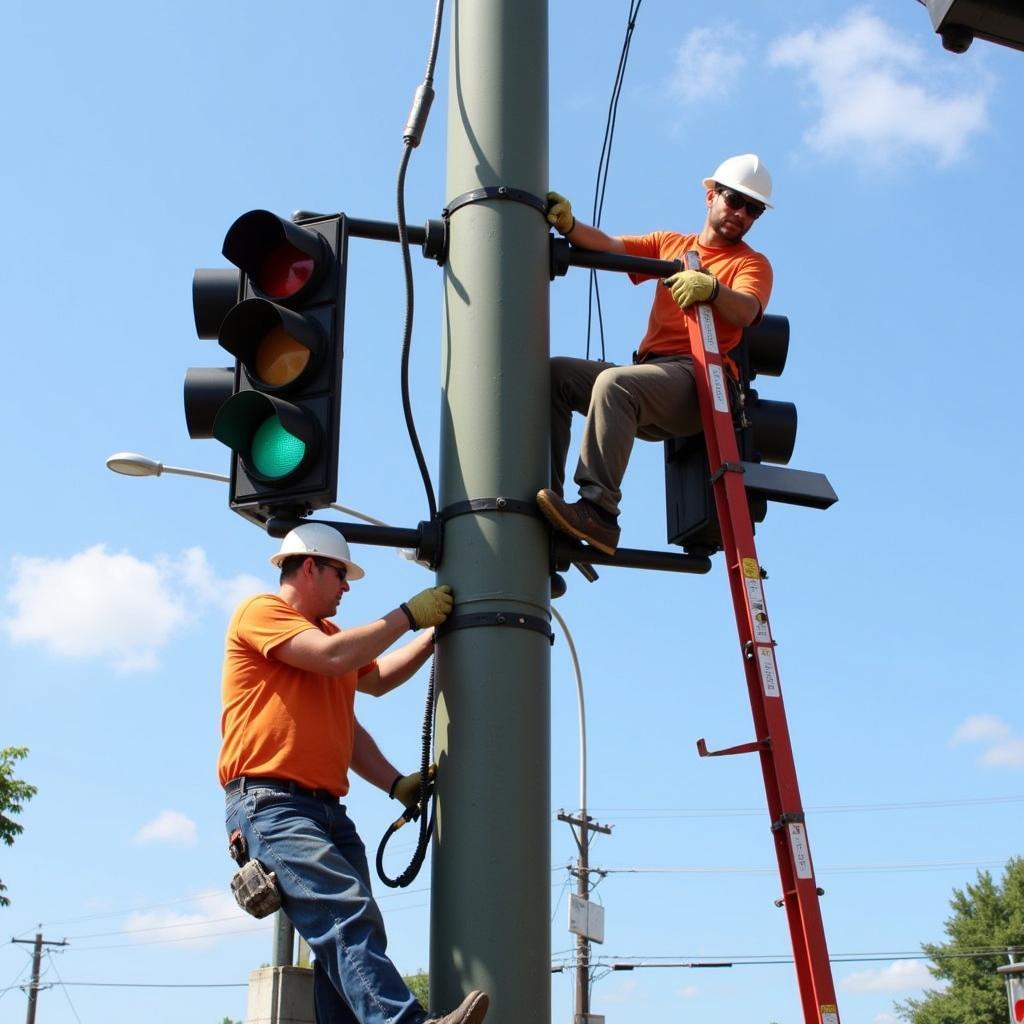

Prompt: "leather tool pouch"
[228,828,282,919]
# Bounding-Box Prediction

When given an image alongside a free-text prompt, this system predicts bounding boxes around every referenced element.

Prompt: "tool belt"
[228,829,282,919]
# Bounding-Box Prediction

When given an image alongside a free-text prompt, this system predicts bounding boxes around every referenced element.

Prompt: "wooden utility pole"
[558,811,611,1022]
[12,931,68,1024]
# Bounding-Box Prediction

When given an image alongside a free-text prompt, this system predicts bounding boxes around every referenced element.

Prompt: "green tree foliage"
[404,970,429,1010]
[897,857,1024,1023]
[0,747,38,908]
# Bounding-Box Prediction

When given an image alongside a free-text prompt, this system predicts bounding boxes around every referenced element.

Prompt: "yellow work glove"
[401,584,454,629]
[546,191,575,235]
[663,269,720,309]
[389,765,437,809]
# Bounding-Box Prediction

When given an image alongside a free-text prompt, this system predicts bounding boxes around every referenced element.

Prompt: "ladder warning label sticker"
[820,1007,839,1024]
[745,578,772,643]
[757,647,780,697]
[709,364,729,413]
[698,305,719,353]
[741,558,760,579]
[788,823,813,879]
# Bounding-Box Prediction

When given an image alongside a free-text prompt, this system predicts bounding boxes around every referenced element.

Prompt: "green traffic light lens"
[250,415,306,478]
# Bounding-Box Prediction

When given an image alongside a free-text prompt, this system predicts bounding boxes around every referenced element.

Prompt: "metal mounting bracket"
[439,497,538,521]
[435,611,554,645]
[442,186,548,221]
[696,737,770,758]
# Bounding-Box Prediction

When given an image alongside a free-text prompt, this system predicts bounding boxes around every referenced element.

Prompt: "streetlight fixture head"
[105,452,164,477]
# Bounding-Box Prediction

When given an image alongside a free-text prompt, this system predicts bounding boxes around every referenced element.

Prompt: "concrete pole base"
[245,965,314,1024]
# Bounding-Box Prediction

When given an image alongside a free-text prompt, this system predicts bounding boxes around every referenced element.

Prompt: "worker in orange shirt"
[219,522,488,1024]
[538,154,774,556]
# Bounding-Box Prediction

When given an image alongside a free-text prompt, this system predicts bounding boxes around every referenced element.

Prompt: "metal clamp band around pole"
[439,497,539,521]
[443,186,548,221]
[435,611,555,645]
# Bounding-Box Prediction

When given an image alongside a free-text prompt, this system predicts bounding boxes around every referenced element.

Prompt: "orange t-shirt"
[217,594,375,798]
[620,231,773,366]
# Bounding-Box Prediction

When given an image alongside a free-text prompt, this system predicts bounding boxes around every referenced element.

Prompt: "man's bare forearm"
[565,221,626,254]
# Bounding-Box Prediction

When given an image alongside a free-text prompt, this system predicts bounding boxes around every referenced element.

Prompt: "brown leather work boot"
[536,488,620,555]
[425,990,489,1024]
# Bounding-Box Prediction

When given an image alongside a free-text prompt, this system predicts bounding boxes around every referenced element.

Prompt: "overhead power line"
[597,857,1010,876]
[586,0,643,360]
[586,794,1024,819]
[550,947,1022,972]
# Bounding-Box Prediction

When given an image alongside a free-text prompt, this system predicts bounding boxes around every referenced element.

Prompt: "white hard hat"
[702,154,773,208]
[270,522,366,580]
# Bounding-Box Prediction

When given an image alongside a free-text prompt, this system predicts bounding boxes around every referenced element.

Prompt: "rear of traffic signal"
[664,314,834,554]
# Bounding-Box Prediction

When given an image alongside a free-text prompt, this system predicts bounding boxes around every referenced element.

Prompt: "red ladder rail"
[682,251,840,1024]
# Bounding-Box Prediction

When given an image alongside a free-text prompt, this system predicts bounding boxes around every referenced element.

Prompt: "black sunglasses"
[313,558,347,582]
[715,186,765,219]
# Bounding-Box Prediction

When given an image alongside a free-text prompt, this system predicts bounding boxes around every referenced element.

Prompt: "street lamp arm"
[105,452,391,529]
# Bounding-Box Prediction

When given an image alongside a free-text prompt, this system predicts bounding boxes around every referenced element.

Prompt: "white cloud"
[982,740,1024,768]
[951,713,1011,745]
[3,545,187,671]
[668,25,749,105]
[874,1014,899,1024]
[124,890,264,949]
[169,546,262,614]
[950,714,1024,768]
[675,984,698,998]
[769,9,989,166]
[2,544,262,672]
[134,810,198,846]
[841,959,938,993]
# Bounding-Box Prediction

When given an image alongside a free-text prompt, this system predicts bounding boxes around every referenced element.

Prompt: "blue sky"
[2,2,1022,1023]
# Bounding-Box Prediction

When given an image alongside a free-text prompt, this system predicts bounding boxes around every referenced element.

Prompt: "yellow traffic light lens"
[250,415,306,478]
[254,326,311,387]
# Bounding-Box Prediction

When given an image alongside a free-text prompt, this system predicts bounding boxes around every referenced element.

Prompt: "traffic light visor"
[193,268,241,339]
[183,366,235,439]
[219,299,323,391]
[213,391,319,481]
[743,315,789,379]
[748,399,797,465]
[222,210,329,304]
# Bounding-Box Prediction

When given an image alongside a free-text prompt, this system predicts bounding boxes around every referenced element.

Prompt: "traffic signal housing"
[664,314,836,554]
[185,211,349,524]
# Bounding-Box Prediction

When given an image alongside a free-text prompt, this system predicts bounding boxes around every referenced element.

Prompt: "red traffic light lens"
[256,243,316,299]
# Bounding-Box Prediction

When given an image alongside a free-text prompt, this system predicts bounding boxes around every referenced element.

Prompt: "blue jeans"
[225,779,427,1024]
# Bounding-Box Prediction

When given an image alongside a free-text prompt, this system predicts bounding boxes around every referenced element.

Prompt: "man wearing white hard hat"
[219,523,489,1024]
[538,154,774,556]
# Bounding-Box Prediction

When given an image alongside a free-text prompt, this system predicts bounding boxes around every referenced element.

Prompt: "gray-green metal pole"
[431,1,550,1022]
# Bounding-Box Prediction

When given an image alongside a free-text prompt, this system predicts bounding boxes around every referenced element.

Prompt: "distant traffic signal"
[665,314,834,553]
[185,211,349,524]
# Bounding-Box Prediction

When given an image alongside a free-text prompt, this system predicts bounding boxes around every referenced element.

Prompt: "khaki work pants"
[550,354,703,518]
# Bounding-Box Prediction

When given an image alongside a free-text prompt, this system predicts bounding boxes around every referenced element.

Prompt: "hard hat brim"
[269,550,366,581]
[702,176,773,208]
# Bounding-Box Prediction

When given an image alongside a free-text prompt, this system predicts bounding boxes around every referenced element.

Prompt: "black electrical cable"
[376,658,438,888]
[378,0,446,888]
[396,0,446,521]
[586,0,643,361]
